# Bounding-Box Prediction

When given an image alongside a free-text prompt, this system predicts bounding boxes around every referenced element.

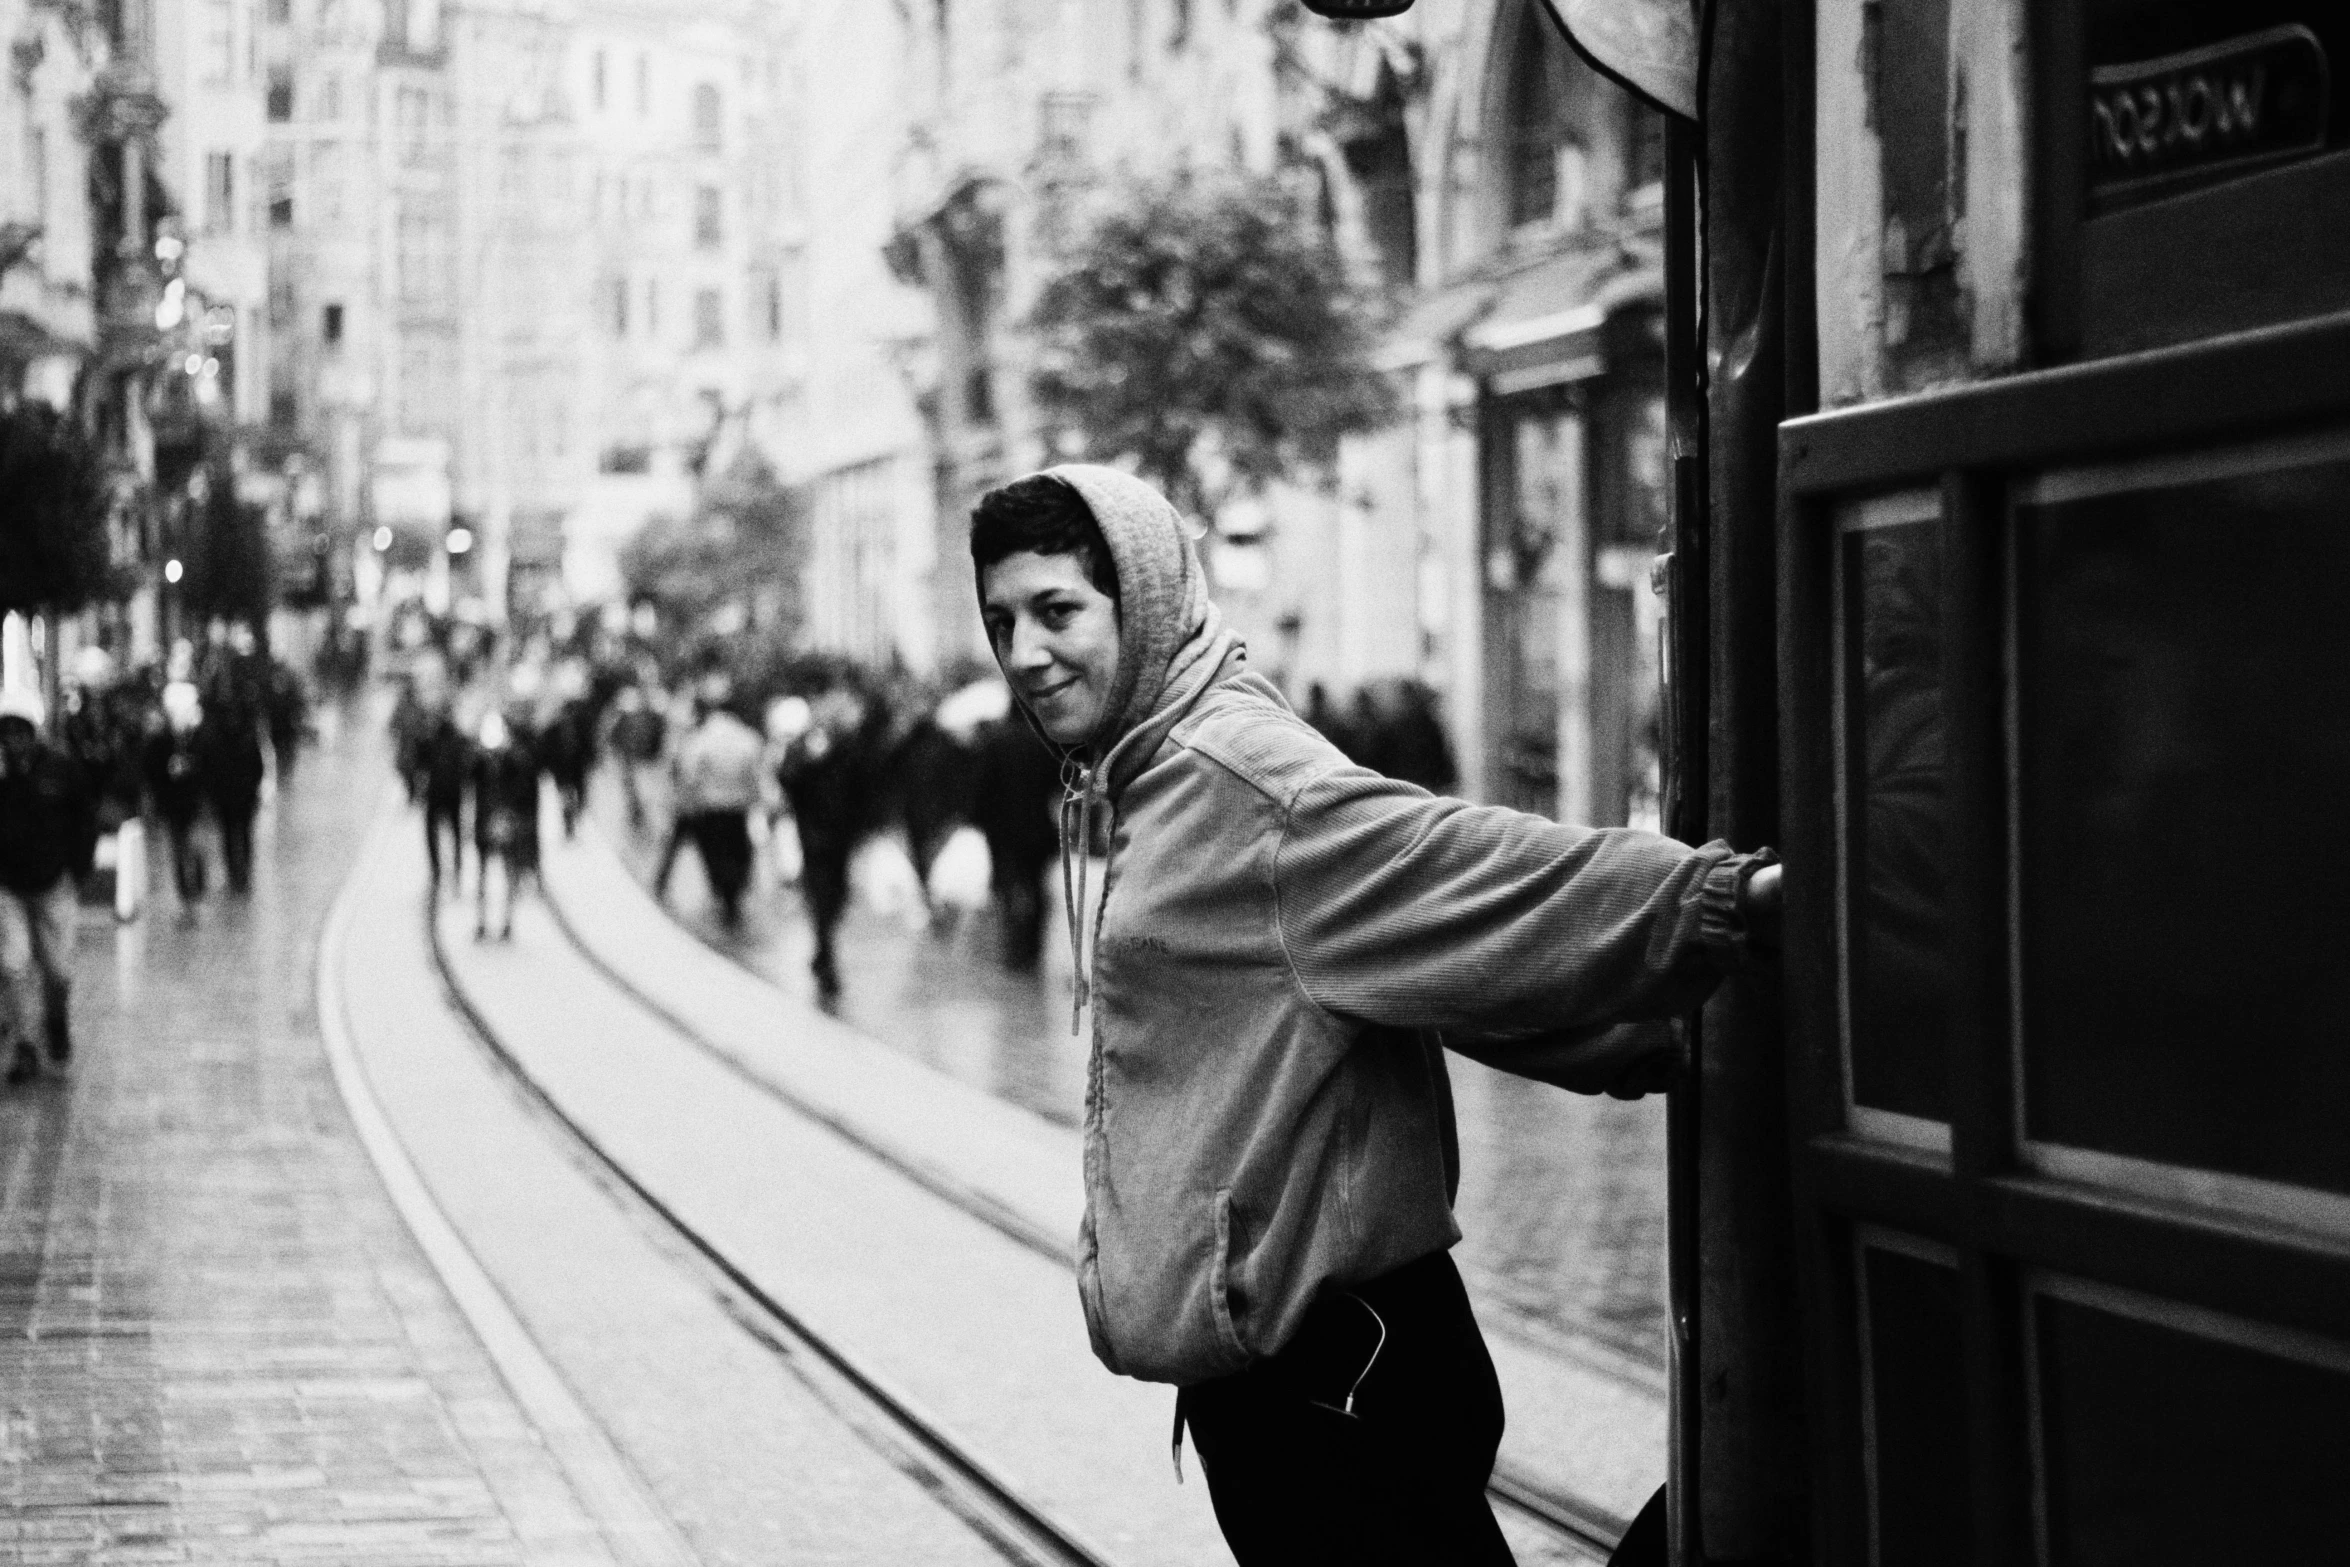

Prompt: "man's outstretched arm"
[1272,769,1774,1038]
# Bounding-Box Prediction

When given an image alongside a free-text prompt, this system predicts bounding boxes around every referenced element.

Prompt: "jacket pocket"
[1210,1189,1251,1363]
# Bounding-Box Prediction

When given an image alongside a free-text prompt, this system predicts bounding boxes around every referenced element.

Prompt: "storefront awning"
[1462,251,1657,394]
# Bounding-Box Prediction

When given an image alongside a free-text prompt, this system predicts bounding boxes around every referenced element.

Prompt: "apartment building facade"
[781,0,1668,822]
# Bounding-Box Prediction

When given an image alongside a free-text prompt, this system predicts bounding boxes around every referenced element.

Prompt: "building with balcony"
[776,0,1668,824]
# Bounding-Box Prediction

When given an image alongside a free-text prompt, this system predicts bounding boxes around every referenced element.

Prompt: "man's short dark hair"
[970,475,1120,601]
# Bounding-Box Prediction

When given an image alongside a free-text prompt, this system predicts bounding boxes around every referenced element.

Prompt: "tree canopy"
[618,451,809,673]
[1027,170,1395,521]
[0,403,116,616]
[181,464,276,626]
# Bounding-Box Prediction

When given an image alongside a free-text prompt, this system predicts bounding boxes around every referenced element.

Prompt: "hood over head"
[1010,465,1244,783]
[983,465,1250,1034]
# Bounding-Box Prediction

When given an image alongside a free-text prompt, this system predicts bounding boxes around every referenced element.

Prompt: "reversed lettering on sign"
[2089,24,2330,201]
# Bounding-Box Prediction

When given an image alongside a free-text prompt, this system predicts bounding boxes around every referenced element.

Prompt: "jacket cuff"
[1697,843,1778,966]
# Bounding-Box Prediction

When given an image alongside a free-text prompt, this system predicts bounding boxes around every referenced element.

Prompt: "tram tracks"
[534,885,1631,1561]
[422,891,1122,1567]
[429,838,1626,1565]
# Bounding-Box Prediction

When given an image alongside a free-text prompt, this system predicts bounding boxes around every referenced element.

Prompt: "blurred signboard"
[370,436,452,528]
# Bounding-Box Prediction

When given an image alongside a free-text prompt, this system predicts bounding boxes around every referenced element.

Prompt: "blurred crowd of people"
[0,623,316,1086]
[1301,678,1460,796]
[386,637,1068,1000]
[381,622,1461,1013]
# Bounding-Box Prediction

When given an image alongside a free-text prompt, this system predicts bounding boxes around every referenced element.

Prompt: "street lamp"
[446,524,474,556]
[372,525,393,552]
[163,558,183,583]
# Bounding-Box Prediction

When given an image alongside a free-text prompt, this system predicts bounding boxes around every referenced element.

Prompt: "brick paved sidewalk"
[0,715,634,1566]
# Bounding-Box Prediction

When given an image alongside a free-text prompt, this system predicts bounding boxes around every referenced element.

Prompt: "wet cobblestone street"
[0,711,630,1566]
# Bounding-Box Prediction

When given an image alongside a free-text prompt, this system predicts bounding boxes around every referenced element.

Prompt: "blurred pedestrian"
[969,711,1060,970]
[1377,680,1458,796]
[775,684,880,997]
[889,713,970,912]
[264,657,310,782]
[415,700,472,894]
[538,670,599,839]
[604,684,665,829]
[666,683,764,927]
[60,652,147,919]
[198,683,267,897]
[144,681,212,905]
[1,689,97,1085]
[970,468,1780,1566]
[1302,682,1358,762]
[468,709,539,940]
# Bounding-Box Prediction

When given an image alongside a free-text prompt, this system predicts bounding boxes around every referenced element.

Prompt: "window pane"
[2036,1290,2350,1565]
[2017,456,2350,1192]
[1862,1243,1969,1567]
[1842,518,1950,1122]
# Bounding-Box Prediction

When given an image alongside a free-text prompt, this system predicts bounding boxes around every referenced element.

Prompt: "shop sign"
[2089,25,2329,201]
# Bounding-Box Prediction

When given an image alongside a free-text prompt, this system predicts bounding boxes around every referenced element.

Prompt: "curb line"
[314,799,703,1567]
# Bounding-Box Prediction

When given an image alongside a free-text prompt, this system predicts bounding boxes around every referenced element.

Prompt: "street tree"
[619,450,809,681]
[1027,170,1395,522]
[0,403,115,617]
[181,464,275,627]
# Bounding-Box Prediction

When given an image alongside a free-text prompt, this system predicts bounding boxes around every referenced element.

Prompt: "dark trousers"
[163,815,207,901]
[424,796,463,887]
[216,804,256,893]
[689,810,753,922]
[1183,1250,1517,1567]
[797,830,852,993]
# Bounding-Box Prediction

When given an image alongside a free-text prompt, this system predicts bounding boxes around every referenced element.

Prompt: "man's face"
[980,549,1121,747]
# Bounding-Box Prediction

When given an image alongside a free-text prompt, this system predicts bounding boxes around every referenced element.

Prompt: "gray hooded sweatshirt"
[1008,464,1762,1387]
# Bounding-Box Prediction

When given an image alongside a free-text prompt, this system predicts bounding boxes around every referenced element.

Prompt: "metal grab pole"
[1661,104,1710,1567]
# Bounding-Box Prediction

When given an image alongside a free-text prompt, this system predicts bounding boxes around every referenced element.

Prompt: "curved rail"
[529,837,1630,1564]
[421,893,1122,1567]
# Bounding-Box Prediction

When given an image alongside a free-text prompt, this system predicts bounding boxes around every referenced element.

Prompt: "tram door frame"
[1777,313,2350,1567]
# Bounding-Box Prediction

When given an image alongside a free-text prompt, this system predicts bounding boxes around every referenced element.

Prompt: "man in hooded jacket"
[970,468,1779,1565]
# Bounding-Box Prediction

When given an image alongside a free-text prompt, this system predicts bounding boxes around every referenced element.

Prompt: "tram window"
[2034,1285,2350,1563]
[2015,449,2350,1196]
[1858,1239,1968,1567]
[1839,513,1950,1127]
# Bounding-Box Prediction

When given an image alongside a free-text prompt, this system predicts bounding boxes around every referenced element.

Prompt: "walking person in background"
[198,682,267,897]
[969,709,1061,970]
[666,681,765,928]
[538,666,599,839]
[775,682,881,999]
[468,708,539,941]
[144,680,212,907]
[389,674,433,804]
[415,698,473,895]
[603,683,665,829]
[970,468,1780,1566]
[60,652,148,920]
[263,656,310,783]
[0,689,97,1086]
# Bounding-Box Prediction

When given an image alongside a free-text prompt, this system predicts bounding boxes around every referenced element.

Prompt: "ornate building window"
[1505,3,1563,230]
[693,83,722,154]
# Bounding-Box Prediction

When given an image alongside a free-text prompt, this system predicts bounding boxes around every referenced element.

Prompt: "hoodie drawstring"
[1060,758,1105,1035]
